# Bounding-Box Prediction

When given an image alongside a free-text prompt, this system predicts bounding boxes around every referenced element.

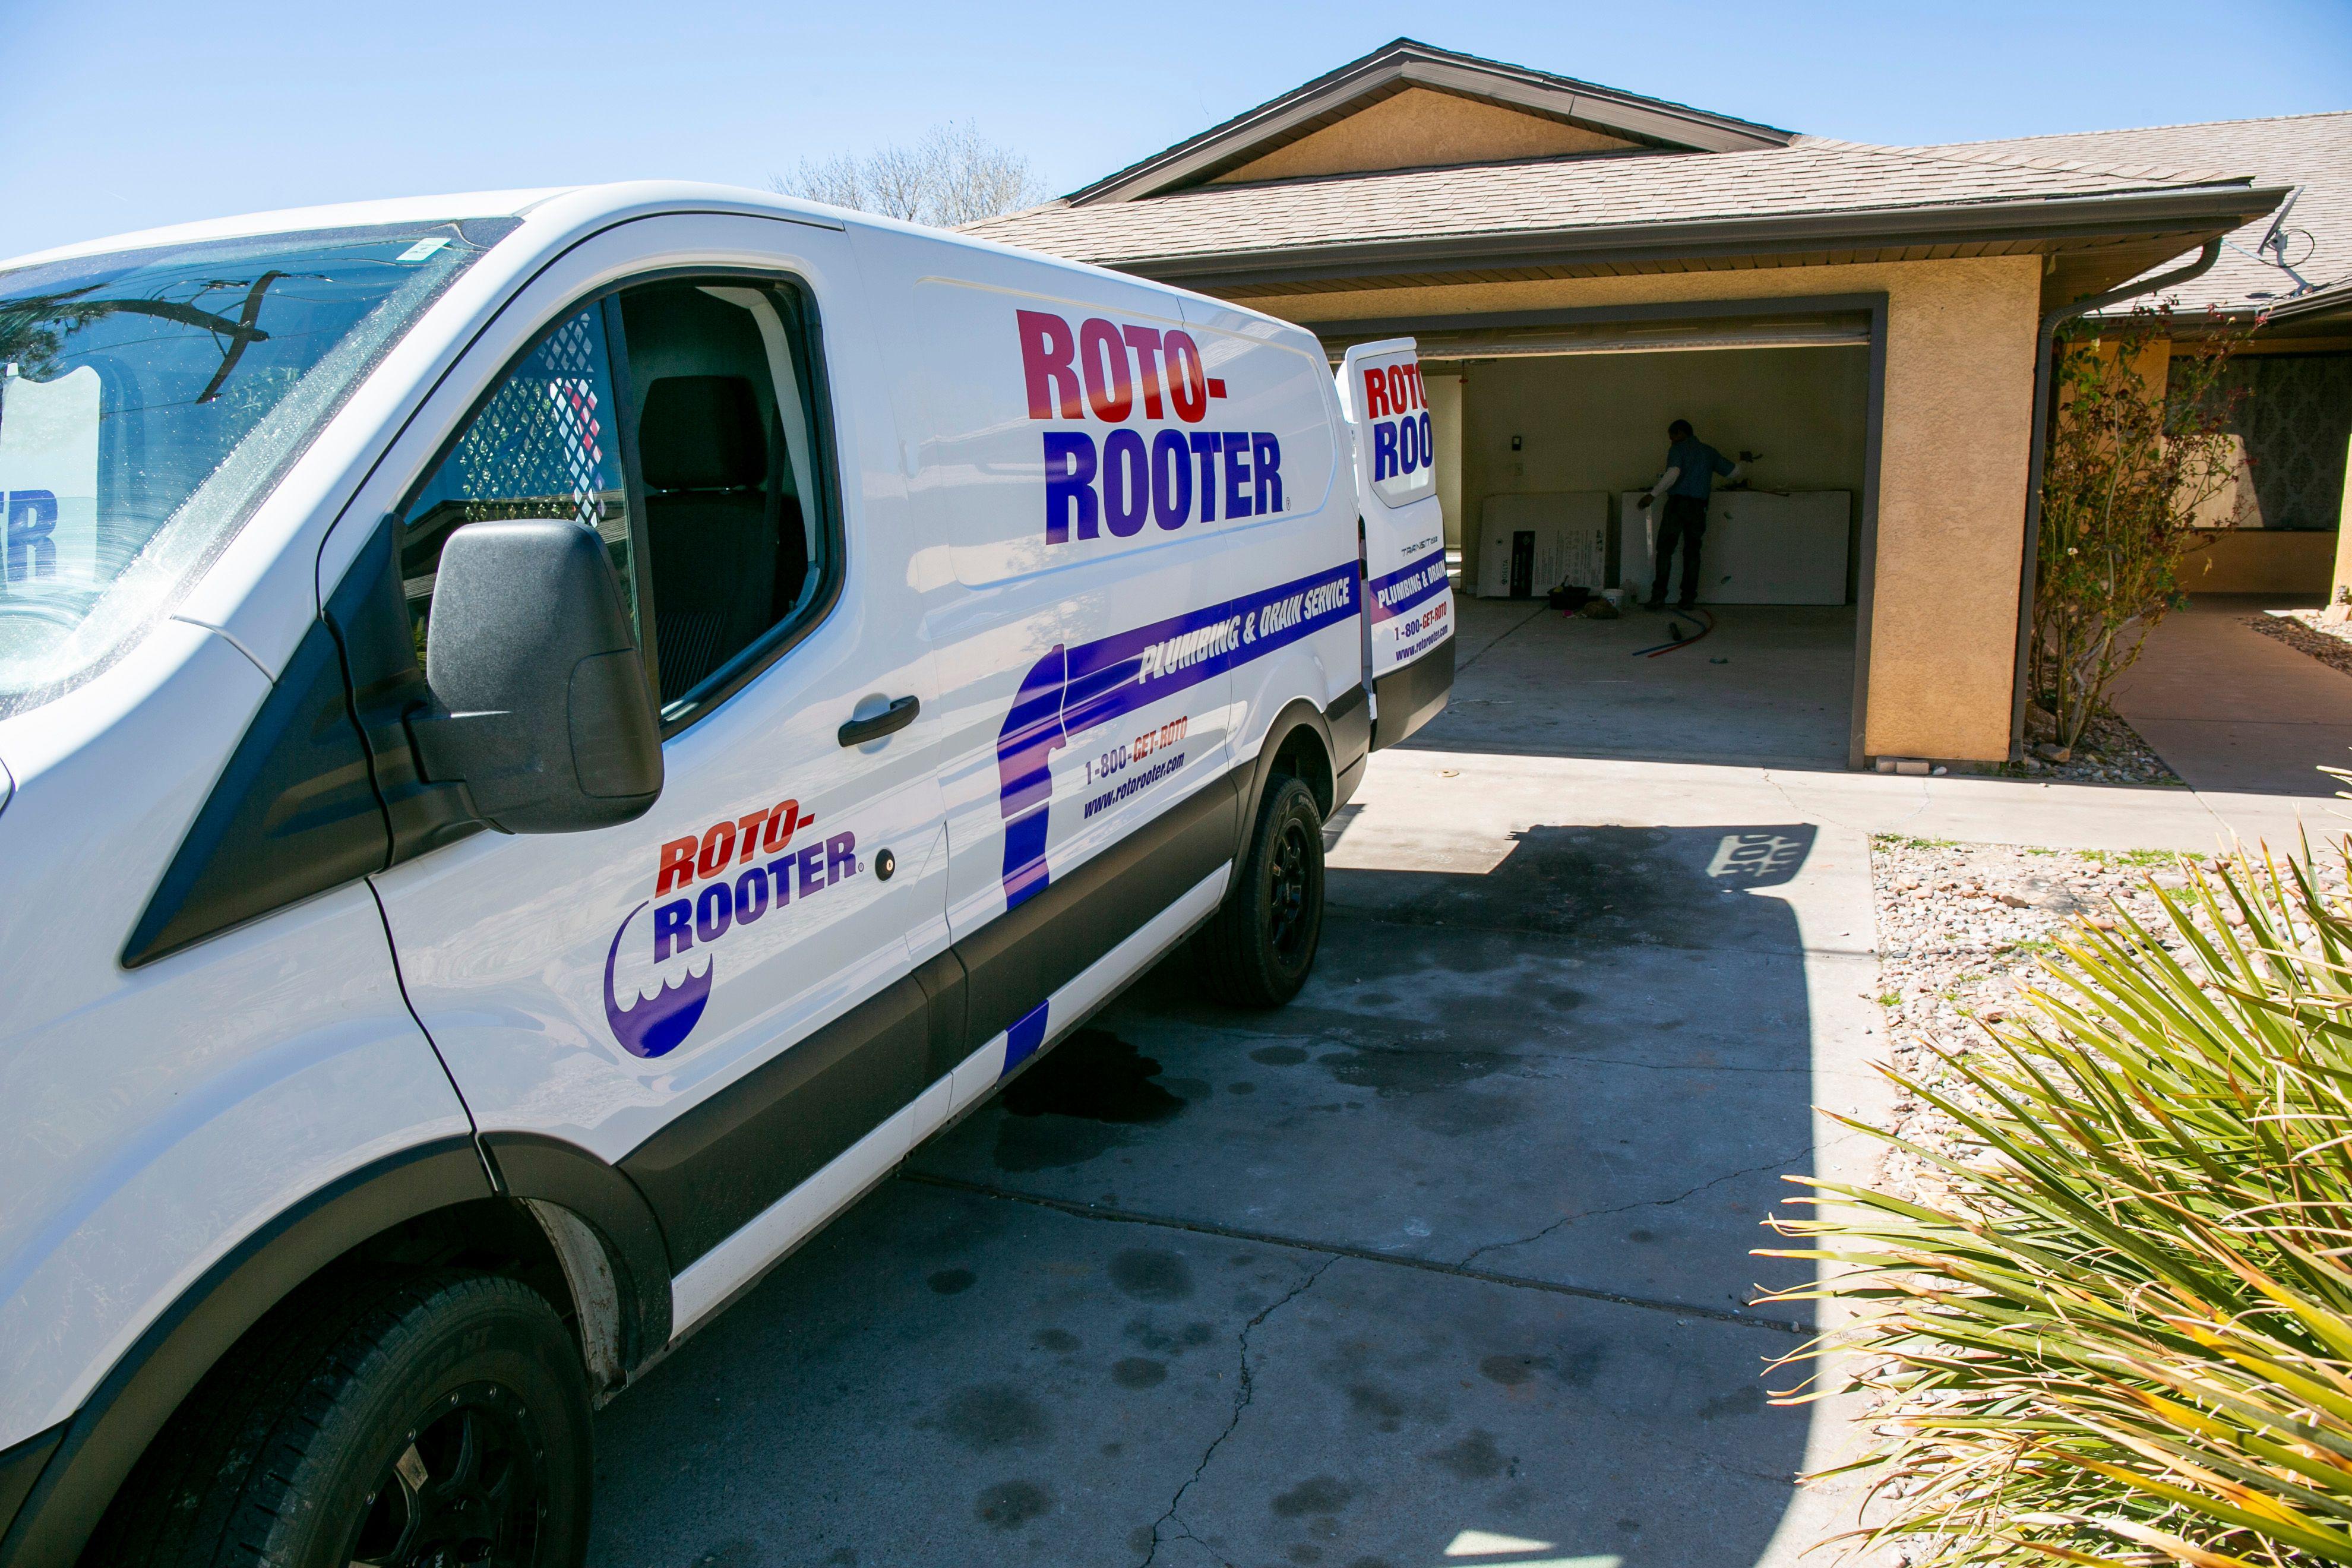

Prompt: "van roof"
[1,181,1319,346]
[0,182,862,271]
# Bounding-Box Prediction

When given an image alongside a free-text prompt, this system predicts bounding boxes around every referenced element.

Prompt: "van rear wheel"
[1194,774,1325,1007]
[91,1269,593,1568]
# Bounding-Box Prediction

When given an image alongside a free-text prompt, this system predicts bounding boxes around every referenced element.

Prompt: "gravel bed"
[2247,608,2352,679]
[1996,706,2183,788]
[1865,834,2239,1210]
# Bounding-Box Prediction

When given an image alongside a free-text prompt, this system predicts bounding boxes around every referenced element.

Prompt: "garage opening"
[1329,303,1883,770]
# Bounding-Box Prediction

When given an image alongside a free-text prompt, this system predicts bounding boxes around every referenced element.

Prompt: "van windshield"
[0,219,513,719]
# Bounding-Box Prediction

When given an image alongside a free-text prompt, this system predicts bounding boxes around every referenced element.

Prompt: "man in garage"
[1637,419,1751,611]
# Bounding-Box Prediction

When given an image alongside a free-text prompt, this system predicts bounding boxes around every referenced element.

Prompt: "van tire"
[1194,774,1325,1007]
[88,1269,593,1568]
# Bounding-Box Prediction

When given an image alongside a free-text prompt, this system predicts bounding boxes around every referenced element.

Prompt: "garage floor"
[1420,596,1857,769]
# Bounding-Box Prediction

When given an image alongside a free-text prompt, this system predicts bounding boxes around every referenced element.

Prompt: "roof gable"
[1067,37,1794,206]
[1208,87,1645,184]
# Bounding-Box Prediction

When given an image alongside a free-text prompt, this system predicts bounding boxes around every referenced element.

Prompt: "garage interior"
[1338,305,1880,770]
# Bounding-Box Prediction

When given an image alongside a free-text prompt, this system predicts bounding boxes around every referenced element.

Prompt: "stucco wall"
[1267,257,2046,763]
[1212,89,1638,185]
[2189,529,2334,595]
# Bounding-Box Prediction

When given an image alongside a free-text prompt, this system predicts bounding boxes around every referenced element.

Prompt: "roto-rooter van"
[0,183,1452,1566]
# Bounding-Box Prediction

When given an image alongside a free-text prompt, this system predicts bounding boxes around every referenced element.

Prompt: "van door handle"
[839,695,919,747]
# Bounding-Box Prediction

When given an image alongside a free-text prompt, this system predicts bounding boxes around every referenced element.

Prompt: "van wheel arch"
[0,1136,671,1568]
[1238,701,1336,865]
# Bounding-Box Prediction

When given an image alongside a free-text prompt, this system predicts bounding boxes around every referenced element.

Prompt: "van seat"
[641,374,777,701]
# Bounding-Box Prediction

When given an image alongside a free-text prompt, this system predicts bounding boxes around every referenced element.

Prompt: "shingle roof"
[1064,37,1793,206]
[966,135,2269,279]
[1945,112,2352,317]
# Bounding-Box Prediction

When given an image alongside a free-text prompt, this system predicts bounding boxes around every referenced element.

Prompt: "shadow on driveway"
[589,822,1827,1568]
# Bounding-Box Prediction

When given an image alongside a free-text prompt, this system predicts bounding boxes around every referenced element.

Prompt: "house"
[969,39,2309,770]
[1949,113,2352,596]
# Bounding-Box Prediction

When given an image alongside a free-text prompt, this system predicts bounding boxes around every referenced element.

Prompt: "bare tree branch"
[769,121,1044,229]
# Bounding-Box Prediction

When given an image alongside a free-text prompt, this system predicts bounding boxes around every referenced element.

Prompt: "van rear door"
[1338,339,1453,750]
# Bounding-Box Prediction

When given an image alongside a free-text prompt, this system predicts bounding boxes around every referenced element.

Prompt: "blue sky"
[4,0,2346,257]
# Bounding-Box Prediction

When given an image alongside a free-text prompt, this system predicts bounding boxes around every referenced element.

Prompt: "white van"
[0,183,1452,1565]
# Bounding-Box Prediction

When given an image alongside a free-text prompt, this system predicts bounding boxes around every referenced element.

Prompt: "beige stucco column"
[1270,255,2046,765]
[2332,429,2352,617]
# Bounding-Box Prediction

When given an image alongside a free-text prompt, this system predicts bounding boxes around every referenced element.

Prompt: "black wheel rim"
[349,1382,547,1567]
[1264,816,1314,965]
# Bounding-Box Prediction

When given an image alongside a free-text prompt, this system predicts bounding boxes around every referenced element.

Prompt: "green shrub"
[1765,839,2352,1567]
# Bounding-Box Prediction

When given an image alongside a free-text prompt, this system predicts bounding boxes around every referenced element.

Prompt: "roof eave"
[1076,183,2288,292]
[1066,43,1793,208]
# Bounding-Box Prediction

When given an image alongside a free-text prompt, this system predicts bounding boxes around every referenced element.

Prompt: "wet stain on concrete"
[1124,1317,1215,1352]
[1699,1383,1767,1421]
[1030,1327,1079,1354]
[1478,1352,1541,1387]
[1426,1430,1510,1480]
[938,1384,1051,1451]
[990,1029,1189,1172]
[1001,1029,1188,1123]
[1108,1248,1194,1302]
[1270,1476,1355,1517]
[1111,1357,1167,1388]
[1348,1384,1410,1433]
[1409,1092,1529,1137]
[1478,1343,1605,1389]
[927,1268,975,1295]
[1317,1046,1509,1096]
[973,1480,1052,1529]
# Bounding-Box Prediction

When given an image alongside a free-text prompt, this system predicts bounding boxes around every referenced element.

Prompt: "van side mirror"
[407,519,662,833]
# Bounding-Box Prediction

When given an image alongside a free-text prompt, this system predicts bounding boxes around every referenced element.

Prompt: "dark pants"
[1649,494,1708,606]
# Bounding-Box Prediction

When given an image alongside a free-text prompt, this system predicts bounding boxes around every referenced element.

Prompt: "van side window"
[617,279,832,726]
[397,305,636,652]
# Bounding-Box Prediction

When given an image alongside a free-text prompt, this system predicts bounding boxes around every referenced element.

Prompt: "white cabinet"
[1618,489,1850,605]
[1474,491,1608,598]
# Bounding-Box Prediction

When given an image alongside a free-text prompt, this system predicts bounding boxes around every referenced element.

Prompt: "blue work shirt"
[1666,438,1735,498]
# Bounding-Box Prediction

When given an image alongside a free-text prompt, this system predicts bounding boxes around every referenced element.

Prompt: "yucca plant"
[1763,834,2352,1567]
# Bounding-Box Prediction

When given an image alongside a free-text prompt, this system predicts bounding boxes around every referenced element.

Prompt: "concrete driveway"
[587,600,2320,1568]
[2110,595,2352,796]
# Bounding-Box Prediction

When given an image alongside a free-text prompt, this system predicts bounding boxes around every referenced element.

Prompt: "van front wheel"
[90,1269,593,1568]
[1195,774,1325,1007]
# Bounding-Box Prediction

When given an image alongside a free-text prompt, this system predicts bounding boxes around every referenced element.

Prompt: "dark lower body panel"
[1371,635,1456,752]
[618,769,1240,1270]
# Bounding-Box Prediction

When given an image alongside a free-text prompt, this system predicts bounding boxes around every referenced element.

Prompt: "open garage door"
[1318,300,1885,771]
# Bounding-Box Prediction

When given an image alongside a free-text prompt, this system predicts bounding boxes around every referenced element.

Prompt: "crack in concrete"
[1441,602,1550,678]
[1455,1143,1814,1272]
[1138,1256,1336,1568]
[1762,764,1926,843]
[897,1170,1810,1335]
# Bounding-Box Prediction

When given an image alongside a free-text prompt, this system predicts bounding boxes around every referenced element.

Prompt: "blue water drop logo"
[602,901,712,1059]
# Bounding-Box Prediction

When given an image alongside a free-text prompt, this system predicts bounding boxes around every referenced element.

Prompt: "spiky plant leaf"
[1767,839,2352,1566]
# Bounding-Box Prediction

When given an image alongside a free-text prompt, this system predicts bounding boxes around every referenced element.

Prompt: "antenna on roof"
[2239,184,2318,299]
